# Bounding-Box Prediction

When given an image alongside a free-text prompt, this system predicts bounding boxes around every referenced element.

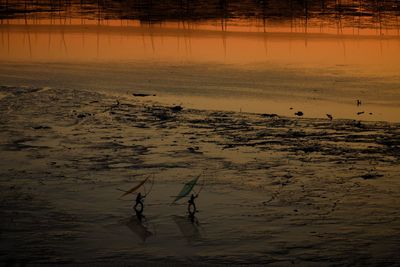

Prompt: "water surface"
[1,18,399,121]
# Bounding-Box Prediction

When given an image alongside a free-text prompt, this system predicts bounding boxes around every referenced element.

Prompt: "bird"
[294,111,303,116]
[326,114,333,120]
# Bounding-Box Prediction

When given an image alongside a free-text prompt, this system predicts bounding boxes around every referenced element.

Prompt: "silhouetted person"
[187,194,198,216]
[134,192,145,215]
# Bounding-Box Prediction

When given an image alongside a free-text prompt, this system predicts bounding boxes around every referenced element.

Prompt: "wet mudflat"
[1,85,399,265]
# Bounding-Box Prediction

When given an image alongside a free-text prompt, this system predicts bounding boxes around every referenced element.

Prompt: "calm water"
[0,1,400,121]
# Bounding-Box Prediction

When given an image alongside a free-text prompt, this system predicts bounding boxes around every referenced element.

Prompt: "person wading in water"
[134,192,145,215]
[187,193,198,216]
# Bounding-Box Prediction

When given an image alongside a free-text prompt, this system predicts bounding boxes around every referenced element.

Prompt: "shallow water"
[1,19,400,121]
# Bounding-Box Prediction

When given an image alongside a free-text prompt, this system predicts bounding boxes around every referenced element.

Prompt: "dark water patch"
[261,113,279,118]
[361,172,384,179]
[86,141,131,150]
[32,125,51,130]
[142,106,178,121]
[0,137,49,151]
[0,85,45,96]
[132,93,154,97]
[0,184,80,264]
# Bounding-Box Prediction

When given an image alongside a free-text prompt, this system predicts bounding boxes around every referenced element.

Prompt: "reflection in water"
[0,2,399,122]
[1,0,400,35]
[1,21,399,68]
[126,214,153,242]
[173,215,201,243]
[0,22,399,122]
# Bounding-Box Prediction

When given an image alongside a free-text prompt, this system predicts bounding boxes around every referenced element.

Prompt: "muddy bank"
[0,86,399,265]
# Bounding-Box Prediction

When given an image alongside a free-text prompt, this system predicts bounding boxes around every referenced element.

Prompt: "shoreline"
[1,84,399,124]
[1,59,399,122]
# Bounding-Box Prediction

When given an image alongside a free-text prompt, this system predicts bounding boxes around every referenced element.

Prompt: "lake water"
[1,1,400,122]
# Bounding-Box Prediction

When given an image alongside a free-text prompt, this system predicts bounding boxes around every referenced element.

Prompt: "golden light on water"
[1,19,400,69]
[1,19,399,122]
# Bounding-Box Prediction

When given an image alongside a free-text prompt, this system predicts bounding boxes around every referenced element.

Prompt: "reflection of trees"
[1,0,399,28]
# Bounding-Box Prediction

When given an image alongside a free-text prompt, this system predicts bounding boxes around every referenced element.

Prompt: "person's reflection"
[126,212,152,242]
[135,209,145,223]
[173,215,201,243]
[187,193,198,217]
[188,212,199,225]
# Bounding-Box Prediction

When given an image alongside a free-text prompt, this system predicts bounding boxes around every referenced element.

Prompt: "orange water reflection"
[0,19,399,121]
[1,19,399,70]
